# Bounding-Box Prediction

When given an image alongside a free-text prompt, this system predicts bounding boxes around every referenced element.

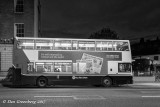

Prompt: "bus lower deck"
[2,67,133,87]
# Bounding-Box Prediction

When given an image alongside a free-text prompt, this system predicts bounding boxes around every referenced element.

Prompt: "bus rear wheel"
[37,77,48,88]
[102,77,112,87]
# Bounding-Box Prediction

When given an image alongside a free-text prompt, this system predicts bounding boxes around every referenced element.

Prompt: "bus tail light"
[118,63,131,73]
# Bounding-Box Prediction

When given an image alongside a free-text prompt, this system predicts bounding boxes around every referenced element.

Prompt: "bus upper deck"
[15,37,130,51]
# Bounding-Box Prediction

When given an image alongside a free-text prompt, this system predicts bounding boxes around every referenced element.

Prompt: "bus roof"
[15,37,130,42]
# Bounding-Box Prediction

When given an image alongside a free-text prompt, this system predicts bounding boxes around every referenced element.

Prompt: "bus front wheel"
[37,77,48,88]
[102,77,112,87]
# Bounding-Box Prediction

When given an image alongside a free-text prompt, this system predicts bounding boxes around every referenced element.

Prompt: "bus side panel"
[47,76,61,85]
[47,76,133,86]
[14,50,131,76]
[20,75,103,86]
[47,76,102,86]
[12,68,22,85]
[19,51,124,75]
[21,75,37,86]
[17,75,133,86]
[21,75,57,86]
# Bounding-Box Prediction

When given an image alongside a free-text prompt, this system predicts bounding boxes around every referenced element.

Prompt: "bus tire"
[36,77,48,88]
[102,77,112,87]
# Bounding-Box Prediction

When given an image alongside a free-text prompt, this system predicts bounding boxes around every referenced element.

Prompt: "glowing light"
[22,43,34,46]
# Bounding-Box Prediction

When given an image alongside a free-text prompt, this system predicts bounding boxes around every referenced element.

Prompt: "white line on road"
[142,96,160,98]
[73,95,106,100]
[141,91,160,93]
[34,96,73,98]
[34,95,106,100]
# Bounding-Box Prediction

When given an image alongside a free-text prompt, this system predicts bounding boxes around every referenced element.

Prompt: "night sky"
[41,0,160,40]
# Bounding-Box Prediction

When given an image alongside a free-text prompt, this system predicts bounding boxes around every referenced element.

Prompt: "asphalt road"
[0,84,160,107]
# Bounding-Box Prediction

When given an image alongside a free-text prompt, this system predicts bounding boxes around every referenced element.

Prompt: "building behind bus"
[0,0,41,74]
[131,37,160,78]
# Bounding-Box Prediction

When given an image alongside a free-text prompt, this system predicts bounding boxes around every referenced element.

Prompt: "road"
[0,84,160,107]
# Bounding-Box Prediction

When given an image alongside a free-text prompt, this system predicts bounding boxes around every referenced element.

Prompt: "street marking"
[142,96,160,98]
[141,91,160,93]
[34,96,73,98]
[73,95,106,100]
[34,95,106,100]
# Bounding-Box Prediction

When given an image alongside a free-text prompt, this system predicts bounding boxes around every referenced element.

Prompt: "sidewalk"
[125,82,160,88]
[131,76,160,87]
[0,76,5,80]
[133,82,160,86]
[0,72,7,76]
[0,72,7,82]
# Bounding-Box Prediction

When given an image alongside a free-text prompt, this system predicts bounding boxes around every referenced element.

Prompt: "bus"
[2,37,133,87]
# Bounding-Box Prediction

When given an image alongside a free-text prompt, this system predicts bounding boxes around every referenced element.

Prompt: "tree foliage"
[88,27,119,39]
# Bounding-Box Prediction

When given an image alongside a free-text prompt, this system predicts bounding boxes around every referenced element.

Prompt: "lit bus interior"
[17,39,129,51]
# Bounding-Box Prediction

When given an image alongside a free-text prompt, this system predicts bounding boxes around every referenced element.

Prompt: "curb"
[129,83,160,87]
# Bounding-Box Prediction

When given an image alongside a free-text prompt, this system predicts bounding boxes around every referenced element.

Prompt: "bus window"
[118,63,131,72]
[113,42,117,51]
[78,41,95,51]
[96,41,112,51]
[36,62,54,72]
[121,42,129,51]
[54,40,72,50]
[36,62,45,72]
[72,40,78,50]
[44,63,53,72]
[113,42,129,51]
[35,40,53,50]
[17,39,34,49]
[108,42,113,51]
[96,41,102,51]
[54,62,72,73]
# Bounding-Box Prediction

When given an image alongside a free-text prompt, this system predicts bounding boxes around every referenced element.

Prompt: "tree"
[88,27,119,39]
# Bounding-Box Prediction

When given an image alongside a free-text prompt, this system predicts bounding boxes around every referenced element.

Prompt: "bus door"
[16,63,25,74]
[107,61,118,74]
[52,62,73,85]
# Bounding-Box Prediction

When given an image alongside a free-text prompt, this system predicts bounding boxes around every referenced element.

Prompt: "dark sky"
[41,0,160,40]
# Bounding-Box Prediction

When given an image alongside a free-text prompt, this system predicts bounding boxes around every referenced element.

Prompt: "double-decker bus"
[2,37,133,87]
